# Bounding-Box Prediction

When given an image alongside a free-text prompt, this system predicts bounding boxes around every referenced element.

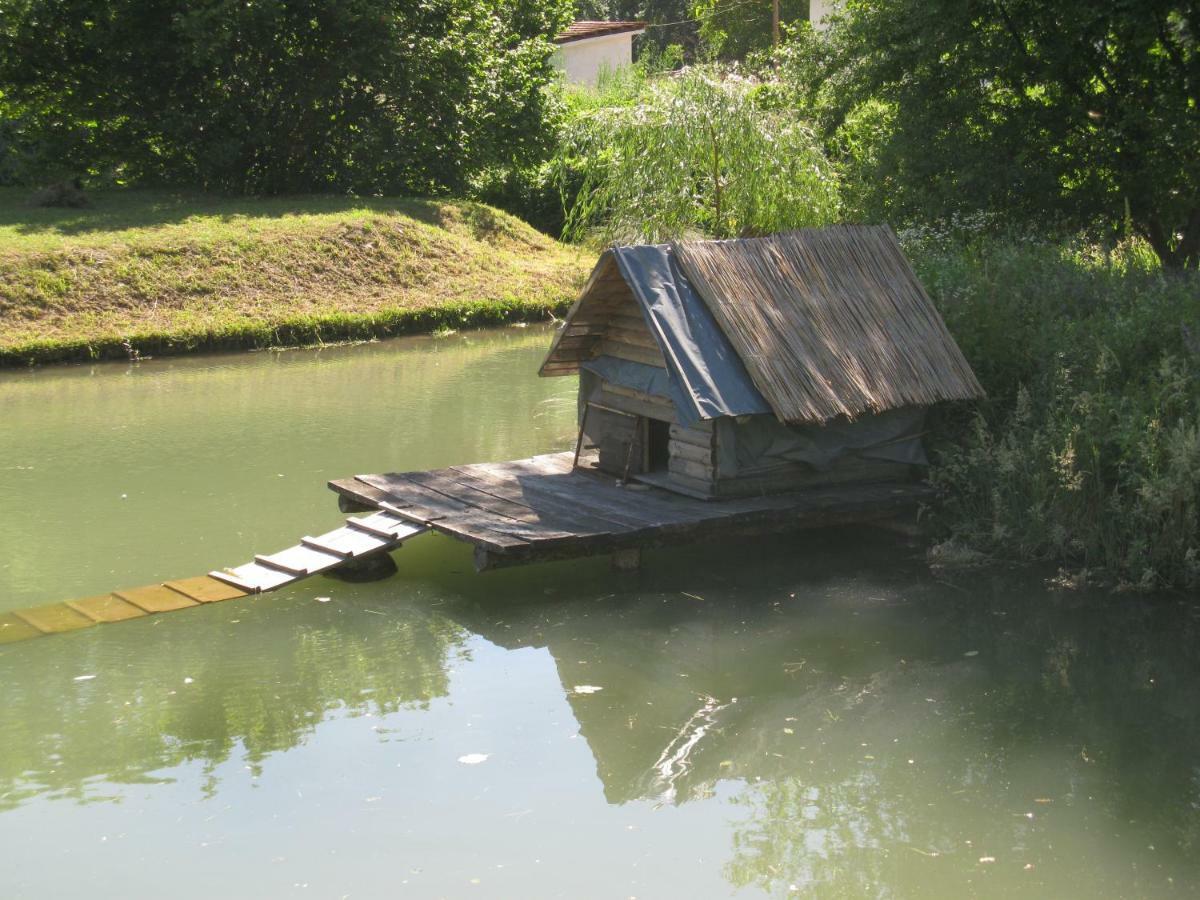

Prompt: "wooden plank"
[506,452,577,475]
[14,603,95,635]
[0,612,43,644]
[256,544,344,576]
[599,339,665,367]
[608,310,650,332]
[361,484,541,551]
[384,474,582,547]
[552,334,602,350]
[163,575,248,604]
[492,458,702,529]
[670,422,713,443]
[347,512,426,540]
[596,389,675,423]
[211,561,298,593]
[669,438,714,466]
[606,326,659,349]
[669,456,715,483]
[403,470,595,544]
[67,594,148,623]
[302,526,392,558]
[443,464,625,534]
[461,462,656,531]
[115,584,200,613]
[603,382,675,411]
[382,512,529,552]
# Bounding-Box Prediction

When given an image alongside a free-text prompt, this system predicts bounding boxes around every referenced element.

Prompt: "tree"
[693,0,809,59]
[555,66,839,242]
[0,0,573,195]
[810,0,1200,268]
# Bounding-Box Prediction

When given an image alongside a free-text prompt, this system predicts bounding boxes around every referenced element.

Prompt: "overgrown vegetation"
[0,190,584,365]
[907,232,1200,590]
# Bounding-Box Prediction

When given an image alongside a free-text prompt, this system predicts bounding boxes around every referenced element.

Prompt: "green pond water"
[1,326,1198,899]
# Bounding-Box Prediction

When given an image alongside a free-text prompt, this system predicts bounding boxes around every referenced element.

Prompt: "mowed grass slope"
[0,189,587,364]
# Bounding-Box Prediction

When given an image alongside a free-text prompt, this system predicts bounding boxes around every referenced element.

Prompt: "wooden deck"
[329,452,931,570]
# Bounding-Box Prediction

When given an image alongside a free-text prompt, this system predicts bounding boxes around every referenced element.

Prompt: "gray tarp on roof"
[611,245,772,426]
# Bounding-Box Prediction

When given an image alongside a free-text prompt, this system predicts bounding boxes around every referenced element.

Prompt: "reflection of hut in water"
[541,227,984,498]
[449,585,957,807]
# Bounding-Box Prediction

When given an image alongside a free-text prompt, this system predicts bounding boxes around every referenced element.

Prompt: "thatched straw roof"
[540,226,984,425]
[673,226,984,424]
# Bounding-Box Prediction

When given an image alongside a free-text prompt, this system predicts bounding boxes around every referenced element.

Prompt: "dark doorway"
[646,418,671,472]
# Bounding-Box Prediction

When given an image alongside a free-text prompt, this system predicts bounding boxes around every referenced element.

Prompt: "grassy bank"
[0,189,588,365]
[912,233,1200,591]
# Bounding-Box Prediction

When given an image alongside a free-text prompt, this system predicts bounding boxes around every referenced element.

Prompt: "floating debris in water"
[572,685,603,694]
[316,597,331,603]
[964,650,980,657]
[458,754,489,765]
[979,856,996,864]
[73,674,96,682]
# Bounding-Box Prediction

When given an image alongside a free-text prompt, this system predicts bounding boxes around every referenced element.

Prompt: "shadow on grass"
[0,188,518,243]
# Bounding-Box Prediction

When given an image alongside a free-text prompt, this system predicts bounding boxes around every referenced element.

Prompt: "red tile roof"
[554,21,647,44]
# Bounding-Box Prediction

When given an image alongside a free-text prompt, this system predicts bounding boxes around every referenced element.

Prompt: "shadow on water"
[2,527,1198,894]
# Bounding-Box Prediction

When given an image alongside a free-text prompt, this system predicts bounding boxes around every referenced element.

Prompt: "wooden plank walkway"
[0,511,429,647]
[330,451,931,570]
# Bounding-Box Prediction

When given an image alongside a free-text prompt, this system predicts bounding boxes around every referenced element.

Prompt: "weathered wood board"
[115,584,200,613]
[331,451,931,571]
[164,576,248,604]
[67,594,148,623]
[14,604,95,634]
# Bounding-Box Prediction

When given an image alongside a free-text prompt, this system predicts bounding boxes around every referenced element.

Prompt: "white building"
[552,21,646,86]
[809,0,840,30]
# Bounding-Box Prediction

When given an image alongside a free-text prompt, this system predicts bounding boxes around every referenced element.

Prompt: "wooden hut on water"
[541,226,984,499]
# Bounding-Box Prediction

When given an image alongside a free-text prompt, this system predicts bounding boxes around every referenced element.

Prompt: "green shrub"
[916,234,1200,589]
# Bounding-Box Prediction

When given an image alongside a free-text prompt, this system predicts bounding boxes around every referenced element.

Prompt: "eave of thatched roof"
[672,226,985,424]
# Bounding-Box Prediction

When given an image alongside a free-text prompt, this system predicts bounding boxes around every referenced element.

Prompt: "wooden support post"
[572,402,592,471]
[611,547,642,572]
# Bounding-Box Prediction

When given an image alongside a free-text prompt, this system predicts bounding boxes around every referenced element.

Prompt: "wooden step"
[67,594,148,623]
[346,511,426,540]
[301,526,392,558]
[210,561,298,593]
[254,544,344,576]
